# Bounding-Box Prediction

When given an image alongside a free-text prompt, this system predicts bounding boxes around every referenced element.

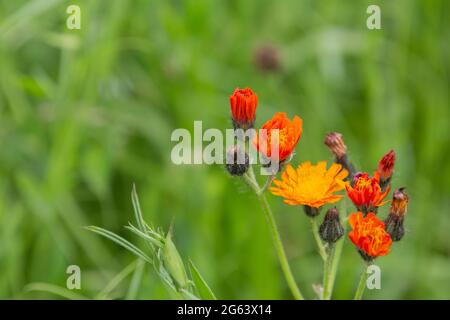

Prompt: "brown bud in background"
[254,44,281,73]
[385,188,409,241]
[319,207,344,243]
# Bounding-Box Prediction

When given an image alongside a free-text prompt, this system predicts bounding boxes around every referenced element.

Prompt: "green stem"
[310,217,328,262]
[258,193,304,300]
[322,242,335,300]
[324,198,349,299]
[327,237,344,297]
[259,175,276,195]
[353,263,369,300]
[243,167,304,300]
[242,172,260,194]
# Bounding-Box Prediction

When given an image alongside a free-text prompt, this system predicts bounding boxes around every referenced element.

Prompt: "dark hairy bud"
[319,207,344,243]
[225,145,249,176]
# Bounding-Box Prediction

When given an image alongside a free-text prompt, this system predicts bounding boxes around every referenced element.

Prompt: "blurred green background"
[0,0,449,299]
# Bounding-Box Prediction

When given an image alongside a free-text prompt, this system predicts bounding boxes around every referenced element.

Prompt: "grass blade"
[85,226,152,264]
[125,223,164,248]
[126,259,145,300]
[96,260,138,300]
[131,184,145,232]
[25,283,89,300]
[188,260,217,300]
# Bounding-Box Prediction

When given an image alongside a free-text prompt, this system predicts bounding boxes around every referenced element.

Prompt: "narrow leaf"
[125,223,164,248]
[188,260,217,300]
[131,184,145,232]
[25,283,89,300]
[180,289,200,300]
[85,226,152,264]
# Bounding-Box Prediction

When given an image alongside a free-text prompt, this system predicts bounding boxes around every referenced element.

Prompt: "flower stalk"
[354,262,371,300]
[322,242,335,299]
[243,167,304,300]
[310,217,328,262]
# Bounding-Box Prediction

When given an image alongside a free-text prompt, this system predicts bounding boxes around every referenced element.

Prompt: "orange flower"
[346,172,390,213]
[376,150,396,181]
[348,212,392,259]
[229,88,258,129]
[254,112,303,162]
[270,161,348,208]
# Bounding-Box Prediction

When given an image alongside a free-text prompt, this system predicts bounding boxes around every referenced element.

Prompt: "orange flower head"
[229,88,258,129]
[348,212,392,259]
[254,112,303,162]
[270,161,348,208]
[346,172,390,213]
[377,150,396,180]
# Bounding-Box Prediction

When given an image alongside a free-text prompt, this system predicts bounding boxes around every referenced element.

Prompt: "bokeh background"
[0,0,449,299]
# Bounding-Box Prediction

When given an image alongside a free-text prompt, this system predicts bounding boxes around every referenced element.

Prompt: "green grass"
[0,0,449,299]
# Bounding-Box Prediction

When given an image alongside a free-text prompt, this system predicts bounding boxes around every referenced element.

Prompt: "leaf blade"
[85,226,152,264]
[188,260,217,300]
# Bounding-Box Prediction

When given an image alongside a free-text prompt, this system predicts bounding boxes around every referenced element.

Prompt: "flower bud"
[324,132,355,180]
[324,132,347,159]
[163,232,189,289]
[376,150,396,191]
[225,145,249,176]
[319,207,344,243]
[229,88,258,130]
[384,188,408,241]
[304,205,320,217]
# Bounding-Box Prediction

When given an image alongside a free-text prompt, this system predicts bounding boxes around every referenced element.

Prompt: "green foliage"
[0,0,449,299]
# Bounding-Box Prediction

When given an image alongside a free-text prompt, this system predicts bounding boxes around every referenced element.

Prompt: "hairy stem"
[354,263,370,300]
[243,167,304,300]
[322,242,335,300]
[310,217,328,262]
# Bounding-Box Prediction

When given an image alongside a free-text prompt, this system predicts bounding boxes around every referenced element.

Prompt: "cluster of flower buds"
[226,88,303,177]
[226,88,410,266]
[225,88,258,176]
[326,141,408,262]
[324,134,409,262]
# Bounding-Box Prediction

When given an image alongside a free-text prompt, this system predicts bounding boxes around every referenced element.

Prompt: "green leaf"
[163,233,189,288]
[85,226,152,264]
[131,184,146,232]
[126,259,145,300]
[96,260,138,300]
[188,260,217,300]
[179,289,200,300]
[125,223,164,248]
[25,283,89,300]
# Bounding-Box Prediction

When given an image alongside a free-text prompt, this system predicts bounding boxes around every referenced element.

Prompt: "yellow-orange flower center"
[270,161,348,208]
